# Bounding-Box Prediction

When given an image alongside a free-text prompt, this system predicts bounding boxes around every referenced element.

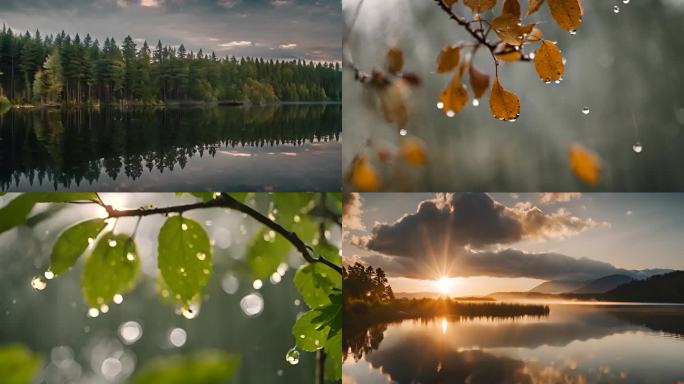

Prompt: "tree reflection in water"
[343,306,684,384]
[0,104,341,190]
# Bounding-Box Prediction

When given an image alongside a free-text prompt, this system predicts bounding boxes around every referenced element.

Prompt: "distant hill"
[530,279,587,294]
[601,271,684,303]
[530,269,674,295]
[572,274,635,294]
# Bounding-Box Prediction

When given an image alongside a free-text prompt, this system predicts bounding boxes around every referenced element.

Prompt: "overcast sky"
[343,193,684,295]
[0,0,340,61]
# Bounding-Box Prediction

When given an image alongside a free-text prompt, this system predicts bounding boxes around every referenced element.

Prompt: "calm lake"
[0,104,341,192]
[343,303,684,384]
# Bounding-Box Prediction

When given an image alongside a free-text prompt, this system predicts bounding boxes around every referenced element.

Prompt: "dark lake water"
[343,304,684,384]
[0,104,341,192]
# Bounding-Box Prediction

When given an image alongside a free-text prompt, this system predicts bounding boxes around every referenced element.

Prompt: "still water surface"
[0,104,341,191]
[343,304,684,384]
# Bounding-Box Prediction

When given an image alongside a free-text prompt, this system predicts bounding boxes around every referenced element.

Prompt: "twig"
[102,194,342,274]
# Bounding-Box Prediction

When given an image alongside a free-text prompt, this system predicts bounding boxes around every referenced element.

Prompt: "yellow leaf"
[494,44,523,61]
[502,0,521,19]
[489,77,520,121]
[568,144,601,186]
[378,79,409,128]
[469,64,490,100]
[527,0,545,15]
[439,71,469,115]
[443,0,458,7]
[491,16,526,46]
[534,40,564,82]
[463,0,497,13]
[387,48,404,74]
[526,26,543,41]
[348,156,380,192]
[436,45,461,74]
[400,137,428,165]
[547,0,583,32]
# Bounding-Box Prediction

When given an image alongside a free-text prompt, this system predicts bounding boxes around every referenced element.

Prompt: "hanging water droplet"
[31,276,47,291]
[44,270,54,280]
[126,252,136,261]
[399,129,408,136]
[181,223,188,231]
[436,101,444,110]
[613,5,620,13]
[554,79,562,84]
[544,80,552,85]
[569,29,577,35]
[88,308,100,318]
[529,52,536,60]
[472,99,480,107]
[286,348,300,365]
[108,239,117,247]
[196,252,207,261]
[169,327,187,347]
[582,106,590,115]
[253,279,263,290]
[633,142,643,153]
[446,110,455,118]
[622,0,629,3]
[119,321,143,345]
[181,303,199,319]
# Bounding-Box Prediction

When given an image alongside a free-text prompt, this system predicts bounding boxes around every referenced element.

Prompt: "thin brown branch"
[433,0,497,50]
[103,194,342,274]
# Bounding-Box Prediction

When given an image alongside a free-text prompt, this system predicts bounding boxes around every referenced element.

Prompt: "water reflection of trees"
[0,105,341,190]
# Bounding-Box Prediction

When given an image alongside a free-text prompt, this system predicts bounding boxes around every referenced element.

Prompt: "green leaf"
[0,195,37,234]
[189,192,216,202]
[227,192,249,203]
[273,193,317,242]
[158,216,212,304]
[50,218,107,276]
[130,351,239,384]
[292,309,330,352]
[82,232,140,307]
[33,192,99,203]
[246,228,292,279]
[0,344,42,384]
[294,263,341,309]
[324,332,342,381]
[314,241,341,267]
[312,292,342,334]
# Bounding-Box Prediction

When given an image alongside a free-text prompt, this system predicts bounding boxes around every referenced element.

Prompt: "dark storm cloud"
[352,193,620,281]
[365,193,602,256]
[0,0,340,60]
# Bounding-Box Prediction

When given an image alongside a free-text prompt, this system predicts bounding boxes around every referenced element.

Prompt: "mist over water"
[343,0,684,191]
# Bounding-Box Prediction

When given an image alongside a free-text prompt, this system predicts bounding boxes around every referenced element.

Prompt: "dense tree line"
[0,25,341,105]
[343,263,394,304]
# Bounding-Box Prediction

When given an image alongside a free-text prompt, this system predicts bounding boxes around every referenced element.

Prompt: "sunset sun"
[436,277,451,295]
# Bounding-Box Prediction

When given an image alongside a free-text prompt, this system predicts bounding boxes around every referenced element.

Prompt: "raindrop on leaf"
[108,239,117,247]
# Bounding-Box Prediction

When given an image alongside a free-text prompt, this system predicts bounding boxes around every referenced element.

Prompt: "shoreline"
[5,100,341,110]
